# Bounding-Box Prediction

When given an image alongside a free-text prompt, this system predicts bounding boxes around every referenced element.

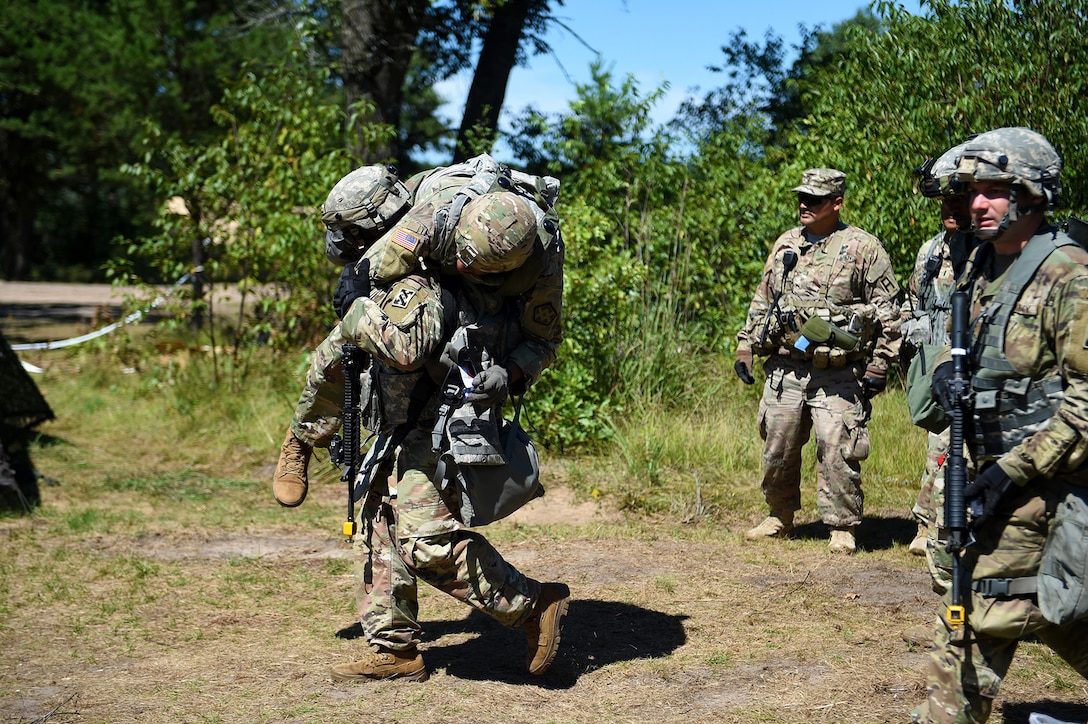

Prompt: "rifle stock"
[944,289,971,628]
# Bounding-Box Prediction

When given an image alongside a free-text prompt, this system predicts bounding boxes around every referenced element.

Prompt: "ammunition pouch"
[756,309,800,354]
[792,316,865,368]
[359,364,429,433]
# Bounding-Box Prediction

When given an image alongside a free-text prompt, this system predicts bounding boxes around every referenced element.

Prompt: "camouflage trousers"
[757,357,871,527]
[291,324,348,448]
[915,429,953,595]
[911,483,1088,723]
[354,428,540,651]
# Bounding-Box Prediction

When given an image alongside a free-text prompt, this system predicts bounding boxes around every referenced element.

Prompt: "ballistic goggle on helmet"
[322,165,411,264]
[453,192,538,274]
[916,137,976,198]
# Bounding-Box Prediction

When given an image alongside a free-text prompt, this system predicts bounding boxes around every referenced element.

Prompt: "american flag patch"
[391,227,421,252]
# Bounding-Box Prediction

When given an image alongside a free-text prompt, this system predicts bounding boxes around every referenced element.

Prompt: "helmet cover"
[453,192,538,274]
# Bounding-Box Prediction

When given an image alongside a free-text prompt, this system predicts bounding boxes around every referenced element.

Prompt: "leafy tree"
[0,0,310,281]
[337,0,562,166]
[509,63,744,446]
[111,30,394,379]
[453,0,556,161]
[676,11,882,147]
[786,0,1088,279]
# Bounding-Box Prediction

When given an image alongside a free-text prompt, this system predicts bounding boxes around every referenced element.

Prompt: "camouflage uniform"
[289,170,474,446]
[902,229,974,593]
[737,169,900,531]
[913,127,1088,722]
[913,230,1088,722]
[291,170,562,444]
[355,218,565,652]
[291,273,446,447]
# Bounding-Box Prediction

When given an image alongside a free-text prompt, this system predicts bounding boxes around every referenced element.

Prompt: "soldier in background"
[735,168,900,554]
[901,140,976,568]
[912,127,1088,723]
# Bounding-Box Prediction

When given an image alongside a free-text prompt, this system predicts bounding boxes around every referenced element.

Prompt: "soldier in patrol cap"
[911,127,1088,723]
[735,167,901,554]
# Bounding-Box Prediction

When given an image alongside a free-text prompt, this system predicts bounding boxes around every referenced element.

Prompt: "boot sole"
[273,491,307,508]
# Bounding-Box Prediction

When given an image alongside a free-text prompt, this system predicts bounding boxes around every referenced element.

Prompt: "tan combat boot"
[829,526,857,554]
[330,645,428,682]
[908,523,928,557]
[524,582,571,675]
[273,430,311,507]
[745,511,794,540]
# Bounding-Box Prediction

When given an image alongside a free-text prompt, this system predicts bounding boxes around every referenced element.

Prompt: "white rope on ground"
[11,273,192,352]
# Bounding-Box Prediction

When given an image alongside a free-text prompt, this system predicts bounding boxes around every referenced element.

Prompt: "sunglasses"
[798,193,831,207]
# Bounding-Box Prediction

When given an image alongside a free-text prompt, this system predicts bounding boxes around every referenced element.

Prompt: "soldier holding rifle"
[912,127,1088,723]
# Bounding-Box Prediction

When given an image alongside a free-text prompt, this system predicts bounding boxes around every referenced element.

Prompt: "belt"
[971,576,1038,598]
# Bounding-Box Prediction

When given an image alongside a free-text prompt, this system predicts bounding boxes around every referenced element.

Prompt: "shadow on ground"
[793,515,917,552]
[1001,700,1088,724]
[337,599,688,688]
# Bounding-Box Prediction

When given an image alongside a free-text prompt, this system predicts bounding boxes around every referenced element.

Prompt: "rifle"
[758,249,799,348]
[944,289,972,629]
[340,343,363,540]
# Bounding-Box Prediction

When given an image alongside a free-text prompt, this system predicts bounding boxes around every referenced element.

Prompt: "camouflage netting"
[0,331,54,432]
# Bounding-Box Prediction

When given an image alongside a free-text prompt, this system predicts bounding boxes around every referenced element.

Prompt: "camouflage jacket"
[737,223,901,373]
[357,171,564,386]
[899,229,973,353]
[958,225,1088,485]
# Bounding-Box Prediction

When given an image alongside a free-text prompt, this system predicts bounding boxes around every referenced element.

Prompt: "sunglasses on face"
[797,193,831,207]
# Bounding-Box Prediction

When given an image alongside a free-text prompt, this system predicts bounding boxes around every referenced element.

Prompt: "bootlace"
[280,439,308,477]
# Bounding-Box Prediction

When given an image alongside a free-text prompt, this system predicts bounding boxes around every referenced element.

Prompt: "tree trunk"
[453,0,534,162]
[340,0,428,164]
[0,133,36,280]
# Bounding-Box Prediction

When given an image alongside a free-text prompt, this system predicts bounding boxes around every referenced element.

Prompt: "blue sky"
[436,0,923,132]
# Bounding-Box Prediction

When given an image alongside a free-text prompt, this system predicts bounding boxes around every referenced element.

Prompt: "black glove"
[734,348,755,385]
[862,376,887,398]
[465,365,509,407]
[964,464,1016,529]
[332,259,371,319]
[734,360,755,385]
[930,361,958,413]
[862,365,887,399]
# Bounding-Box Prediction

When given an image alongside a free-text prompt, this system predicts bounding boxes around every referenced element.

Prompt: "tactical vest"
[761,230,875,367]
[969,230,1076,460]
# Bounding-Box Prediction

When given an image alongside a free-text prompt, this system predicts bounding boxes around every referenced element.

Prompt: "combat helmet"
[453,191,538,274]
[322,165,412,264]
[954,127,1062,236]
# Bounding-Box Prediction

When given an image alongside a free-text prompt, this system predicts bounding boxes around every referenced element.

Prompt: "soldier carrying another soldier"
[271,158,570,682]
